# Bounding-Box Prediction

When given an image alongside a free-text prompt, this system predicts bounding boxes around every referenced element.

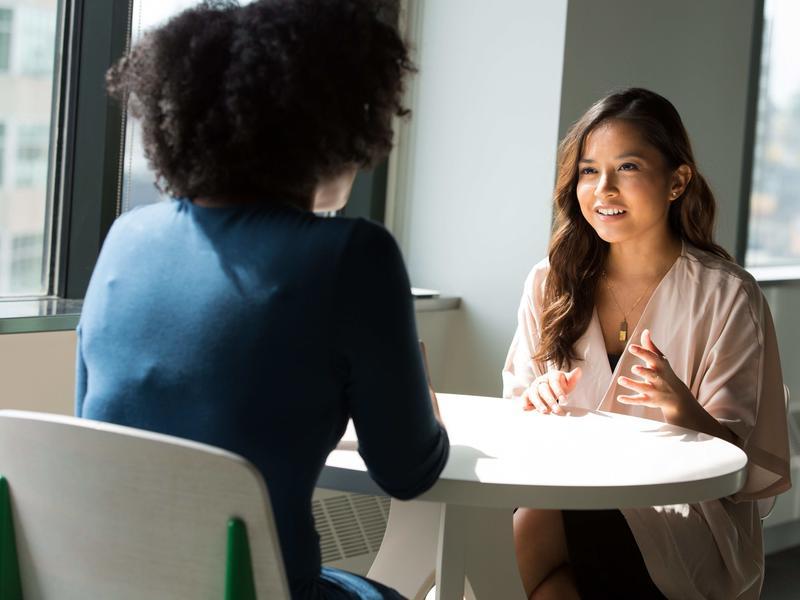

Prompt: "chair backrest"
[758,385,791,520]
[0,410,290,600]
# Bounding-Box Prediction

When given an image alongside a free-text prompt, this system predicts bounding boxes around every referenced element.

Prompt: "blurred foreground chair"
[0,410,289,600]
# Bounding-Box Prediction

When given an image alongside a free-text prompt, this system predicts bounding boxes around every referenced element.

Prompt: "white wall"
[394,0,568,395]
[0,330,76,415]
[558,0,759,255]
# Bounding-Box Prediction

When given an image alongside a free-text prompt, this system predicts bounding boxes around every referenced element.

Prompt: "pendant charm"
[619,319,628,342]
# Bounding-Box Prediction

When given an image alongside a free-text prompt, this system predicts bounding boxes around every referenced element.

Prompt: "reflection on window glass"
[0,0,58,296]
[747,0,800,268]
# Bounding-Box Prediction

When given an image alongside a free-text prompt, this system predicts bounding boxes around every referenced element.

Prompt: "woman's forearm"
[662,397,735,444]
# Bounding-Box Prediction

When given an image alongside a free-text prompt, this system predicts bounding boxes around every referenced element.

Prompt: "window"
[0,0,393,300]
[0,0,59,297]
[15,124,49,188]
[8,232,44,293]
[17,5,57,76]
[0,8,11,72]
[746,0,800,269]
[0,123,5,186]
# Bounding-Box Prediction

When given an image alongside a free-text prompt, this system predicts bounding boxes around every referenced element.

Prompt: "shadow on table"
[560,406,612,418]
[559,408,714,443]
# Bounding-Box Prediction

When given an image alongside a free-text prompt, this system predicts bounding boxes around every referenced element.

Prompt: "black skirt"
[561,509,666,600]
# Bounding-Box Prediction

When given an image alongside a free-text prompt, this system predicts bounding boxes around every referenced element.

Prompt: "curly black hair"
[107,0,413,200]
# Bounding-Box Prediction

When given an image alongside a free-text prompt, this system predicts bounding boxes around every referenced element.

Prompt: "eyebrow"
[579,153,648,164]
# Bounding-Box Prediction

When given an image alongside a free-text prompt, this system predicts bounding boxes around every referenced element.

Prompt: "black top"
[608,352,622,372]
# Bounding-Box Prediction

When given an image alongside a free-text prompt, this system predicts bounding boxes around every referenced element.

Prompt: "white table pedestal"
[368,499,527,600]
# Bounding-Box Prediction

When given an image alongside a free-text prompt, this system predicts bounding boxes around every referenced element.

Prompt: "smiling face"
[576,119,689,246]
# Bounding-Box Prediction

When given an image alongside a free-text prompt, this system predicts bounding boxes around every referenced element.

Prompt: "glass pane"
[0,9,11,71]
[0,0,59,296]
[746,0,800,268]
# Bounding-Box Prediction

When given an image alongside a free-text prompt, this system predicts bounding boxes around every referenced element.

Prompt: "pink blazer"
[503,242,791,599]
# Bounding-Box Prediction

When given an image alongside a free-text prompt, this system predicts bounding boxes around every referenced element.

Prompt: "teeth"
[598,207,625,216]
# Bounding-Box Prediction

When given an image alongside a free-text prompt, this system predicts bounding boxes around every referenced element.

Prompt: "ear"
[669,164,692,202]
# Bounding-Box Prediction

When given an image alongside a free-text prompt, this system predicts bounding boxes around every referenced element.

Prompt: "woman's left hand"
[616,329,695,418]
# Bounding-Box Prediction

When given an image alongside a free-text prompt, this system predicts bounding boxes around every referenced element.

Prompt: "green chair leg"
[0,476,23,600]
[225,517,256,600]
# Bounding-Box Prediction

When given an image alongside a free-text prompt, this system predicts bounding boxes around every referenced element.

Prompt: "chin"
[590,226,625,245]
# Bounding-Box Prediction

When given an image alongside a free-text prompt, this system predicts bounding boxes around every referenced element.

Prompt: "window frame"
[54,0,130,299]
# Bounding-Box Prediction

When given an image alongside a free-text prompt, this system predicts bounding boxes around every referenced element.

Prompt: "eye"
[619,162,638,171]
[579,167,597,175]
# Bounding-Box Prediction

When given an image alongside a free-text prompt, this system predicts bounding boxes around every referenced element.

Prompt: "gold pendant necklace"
[602,272,657,342]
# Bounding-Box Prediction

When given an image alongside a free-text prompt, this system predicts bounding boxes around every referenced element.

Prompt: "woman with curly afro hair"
[75,2,449,598]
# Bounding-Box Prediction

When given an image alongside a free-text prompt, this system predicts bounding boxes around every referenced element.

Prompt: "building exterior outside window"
[0,0,58,296]
[0,122,6,187]
[15,124,49,188]
[0,8,11,72]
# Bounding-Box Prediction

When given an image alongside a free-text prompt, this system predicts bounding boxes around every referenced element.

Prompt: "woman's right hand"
[522,367,582,415]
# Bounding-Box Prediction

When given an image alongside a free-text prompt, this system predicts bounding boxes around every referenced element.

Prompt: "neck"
[193,189,312,211]
[604,230,682,280]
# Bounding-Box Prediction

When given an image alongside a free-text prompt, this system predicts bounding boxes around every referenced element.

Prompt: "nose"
[594,171,618,199]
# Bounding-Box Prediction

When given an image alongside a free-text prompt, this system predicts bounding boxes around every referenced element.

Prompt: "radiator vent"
[312,493,391,563]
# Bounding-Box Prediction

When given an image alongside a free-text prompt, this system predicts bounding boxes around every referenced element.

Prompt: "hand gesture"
[616,329,694,418]
[523,367,582,415]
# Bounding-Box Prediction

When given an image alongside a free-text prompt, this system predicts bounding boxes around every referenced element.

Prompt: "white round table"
[318,394,748,600]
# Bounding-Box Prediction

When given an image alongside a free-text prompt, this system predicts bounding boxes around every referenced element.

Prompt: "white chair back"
[0,410,290,599]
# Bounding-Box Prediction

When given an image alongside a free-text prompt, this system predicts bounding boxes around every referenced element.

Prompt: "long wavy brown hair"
[535,88,733,370]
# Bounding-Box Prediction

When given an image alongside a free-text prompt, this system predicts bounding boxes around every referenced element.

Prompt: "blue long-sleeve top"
[76,199,449,599]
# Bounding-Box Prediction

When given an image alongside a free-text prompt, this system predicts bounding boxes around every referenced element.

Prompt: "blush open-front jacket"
[503,242,791,600]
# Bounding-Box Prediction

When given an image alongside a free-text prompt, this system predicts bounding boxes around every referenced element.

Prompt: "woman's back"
[77,199,449,597]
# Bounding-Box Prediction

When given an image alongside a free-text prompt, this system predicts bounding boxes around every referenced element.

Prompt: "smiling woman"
[539,89,731,369]
[503,88,790,599]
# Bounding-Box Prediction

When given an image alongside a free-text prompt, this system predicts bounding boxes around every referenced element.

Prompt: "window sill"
[747,265,800,285]
[0,298,83,334]
[0,291,459,334]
